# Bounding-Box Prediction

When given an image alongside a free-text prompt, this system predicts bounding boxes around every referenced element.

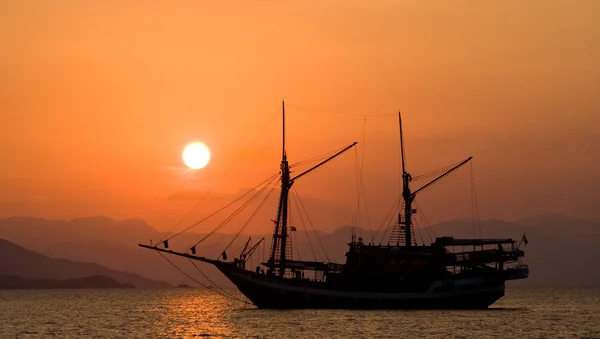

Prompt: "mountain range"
[0,214,599,288]
[0,238,170,288]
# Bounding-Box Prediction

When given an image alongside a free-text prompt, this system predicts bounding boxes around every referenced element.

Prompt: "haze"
[1,1,599,235]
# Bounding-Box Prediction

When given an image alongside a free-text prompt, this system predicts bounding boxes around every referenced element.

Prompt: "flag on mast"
[521,233,528,245]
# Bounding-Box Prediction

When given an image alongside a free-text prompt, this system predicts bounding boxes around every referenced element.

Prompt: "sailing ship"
[140,102,529,309]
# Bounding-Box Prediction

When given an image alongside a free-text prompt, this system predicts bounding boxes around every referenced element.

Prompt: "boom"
[290,142,358,183]
[396,111,473,247]
[411,157,473,198]
[270,101,357,276]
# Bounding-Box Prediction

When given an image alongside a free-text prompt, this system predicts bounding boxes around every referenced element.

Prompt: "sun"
[182,142,210,169]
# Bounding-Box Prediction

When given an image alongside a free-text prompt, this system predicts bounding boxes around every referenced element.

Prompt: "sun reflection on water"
[149,289,243,338]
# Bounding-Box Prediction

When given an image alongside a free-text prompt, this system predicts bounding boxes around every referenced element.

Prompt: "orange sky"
[1,1,599,233]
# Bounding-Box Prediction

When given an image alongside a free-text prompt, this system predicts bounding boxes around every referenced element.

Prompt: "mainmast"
[399,112,413,247]
[396,112,473,246]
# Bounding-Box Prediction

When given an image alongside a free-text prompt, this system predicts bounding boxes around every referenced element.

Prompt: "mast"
[269,100,291,276]
[396,112,473,247]
[268,101,357,276]
[399,112,413,247]
[279,100,290,275]
[282,100,286,160]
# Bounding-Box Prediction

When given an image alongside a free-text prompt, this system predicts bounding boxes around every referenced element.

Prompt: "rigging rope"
[155,250,246,304]
[160,107,281,242]
[226,241,251,261]
[470,161,482,238]
[286,103,396,119]
[372,198,399,244]
[292,186,330,262]
[352,147,362,236]
[414,200,436,240]
[290,190,317,261]
[413,218,425,246]
[261,235,265,264]
[358,118,373,242]
[288,200,302,261]
[163,173,278,244]
[220,178,280,256]
[186,258,239,300]
[190,174,280,251]
[411,160,463,181]
[290,146,348,167]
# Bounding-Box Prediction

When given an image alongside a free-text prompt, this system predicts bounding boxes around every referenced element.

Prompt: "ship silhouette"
[140,102,528,309]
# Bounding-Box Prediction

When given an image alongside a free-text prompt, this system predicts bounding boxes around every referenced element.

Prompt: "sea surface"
[1,287,599,338]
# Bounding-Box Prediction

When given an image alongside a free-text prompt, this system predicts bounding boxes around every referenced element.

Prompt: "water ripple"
[0,287,599,338]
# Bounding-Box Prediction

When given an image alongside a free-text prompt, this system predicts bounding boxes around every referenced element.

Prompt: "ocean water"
[1,287,599,338]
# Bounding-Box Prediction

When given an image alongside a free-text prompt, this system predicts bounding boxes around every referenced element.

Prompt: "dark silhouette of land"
[0,238,171,288]
[1,214,599,287]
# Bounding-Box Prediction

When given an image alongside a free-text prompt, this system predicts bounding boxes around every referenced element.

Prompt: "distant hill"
[0,217,246,287]
[0,274,133,289]
[0,239,171,288]
[0,214,599,286]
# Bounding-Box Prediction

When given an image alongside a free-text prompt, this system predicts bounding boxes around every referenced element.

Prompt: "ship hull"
[217,264,504,309]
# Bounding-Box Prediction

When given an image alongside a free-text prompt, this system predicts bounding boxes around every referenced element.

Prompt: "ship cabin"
[432,236,528,280]
[322,235,527,287]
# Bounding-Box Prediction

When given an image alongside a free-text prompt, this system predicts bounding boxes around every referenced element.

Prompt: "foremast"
[269,101,291,276]
[269,101,357,276]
